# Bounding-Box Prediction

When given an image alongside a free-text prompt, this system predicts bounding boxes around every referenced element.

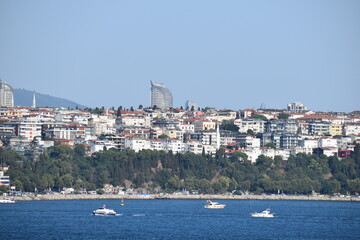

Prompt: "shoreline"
[11,194,360,202]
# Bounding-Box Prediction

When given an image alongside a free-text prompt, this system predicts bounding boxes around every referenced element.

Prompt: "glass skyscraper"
[150,81,173,109]
[0,80,14,107]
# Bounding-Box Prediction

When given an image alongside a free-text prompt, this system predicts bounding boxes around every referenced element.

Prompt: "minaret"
[32,92,36,108]
[216,122,220,150]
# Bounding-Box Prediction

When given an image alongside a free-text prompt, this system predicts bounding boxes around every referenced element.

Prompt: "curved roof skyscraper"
[150,81,173,109]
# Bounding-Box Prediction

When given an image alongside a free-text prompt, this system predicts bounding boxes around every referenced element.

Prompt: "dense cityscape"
[1,1,359,239]
[0,80,359,197]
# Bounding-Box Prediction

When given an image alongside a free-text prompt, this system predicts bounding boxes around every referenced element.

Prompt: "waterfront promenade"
[12,193,360,202]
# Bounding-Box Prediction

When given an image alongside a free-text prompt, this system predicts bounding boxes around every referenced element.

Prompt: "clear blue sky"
[0,0,359,112]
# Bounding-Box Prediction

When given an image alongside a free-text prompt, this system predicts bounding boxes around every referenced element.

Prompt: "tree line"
[1,144,360,195]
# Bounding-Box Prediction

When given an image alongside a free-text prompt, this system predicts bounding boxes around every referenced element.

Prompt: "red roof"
[298,115,338,120]
[227,142,239,146]
[184,118,203,122]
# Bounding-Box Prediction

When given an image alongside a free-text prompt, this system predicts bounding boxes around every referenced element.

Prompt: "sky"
[0,0,359,112]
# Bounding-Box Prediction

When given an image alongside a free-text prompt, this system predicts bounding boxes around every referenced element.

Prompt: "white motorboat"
[251,208,274,218]
[204,200,226,209]
[0,197,15,203]
[93,205,116,215]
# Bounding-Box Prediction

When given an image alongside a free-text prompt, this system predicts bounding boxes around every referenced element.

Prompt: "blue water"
[0,199,359,240]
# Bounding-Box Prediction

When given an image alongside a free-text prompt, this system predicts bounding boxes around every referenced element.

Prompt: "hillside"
[1,145,359,195]
[13,88,87,109]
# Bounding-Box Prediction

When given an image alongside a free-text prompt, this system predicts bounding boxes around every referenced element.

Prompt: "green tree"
[167,176,181,190]
[250,114,267,121]
[220,121,239,133]
[158,134,169,139]
[256,155,274,170]
[0,185,8,194]
[247,129,255,136]
[12,179,24,191]
[347,178,360,194]
[230,151,248,162]
[228,178,238,191]
[321,179,341,195]
[278,113,289,119]
[60,174,74,188]
[116,106,122,117]
[265,142,276,149]
[74,144,86,157]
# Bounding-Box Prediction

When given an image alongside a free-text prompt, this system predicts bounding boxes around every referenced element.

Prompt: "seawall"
[12,194,360,202]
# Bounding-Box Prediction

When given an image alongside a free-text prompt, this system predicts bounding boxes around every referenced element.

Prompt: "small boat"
[0,197,15,203]
[92,205,116,215]
[251,208,274,218]
[120,199,125,206]
[204,200,225,209]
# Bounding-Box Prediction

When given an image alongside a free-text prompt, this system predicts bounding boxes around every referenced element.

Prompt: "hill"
[13,89,87,109]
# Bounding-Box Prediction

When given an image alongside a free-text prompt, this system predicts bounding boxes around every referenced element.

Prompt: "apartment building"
[265,119,299,134]
[343,124,360,136]
[236,135,261,148]
[45,124,86,140]
[234,118,265,134]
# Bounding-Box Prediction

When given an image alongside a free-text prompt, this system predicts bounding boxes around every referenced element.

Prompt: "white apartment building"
[201,131,219,146]
[234,119,265,134]
[220,135,236,146]
[322,147,338,157]
[337,136,353,150]
[17,120,42,141]
[343,124,360,136]
[88,139,118,153]
[124,138,151,152]
[45,124,86,140]
[162,139,185,153]
[205,110,237,122]
[261,148,291,160]
[287,102,307,112]
[236,135,261,148]
[0,171,10,186]
[318,137,338,148]
[243,148,262,163]
[185,140,204,155]
[117,115,150,127]
[92,122,116,136]
[298,138,319,154]
[125,138,185,153]
[185,141,217,155]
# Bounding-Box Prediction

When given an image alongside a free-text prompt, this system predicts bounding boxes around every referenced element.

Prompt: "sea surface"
[0,199,359,240]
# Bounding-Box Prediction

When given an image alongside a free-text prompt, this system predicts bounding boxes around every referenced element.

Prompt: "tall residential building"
[0,80,14,107]
[150,81,173,109]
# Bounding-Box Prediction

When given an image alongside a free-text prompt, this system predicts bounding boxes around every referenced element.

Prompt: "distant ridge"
[13,88,87,109]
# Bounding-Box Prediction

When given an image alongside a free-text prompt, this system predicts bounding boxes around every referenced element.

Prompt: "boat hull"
[93,210,116,216]
[204,205,225,209]
[0,199,15,203]
[251,214,274,218]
